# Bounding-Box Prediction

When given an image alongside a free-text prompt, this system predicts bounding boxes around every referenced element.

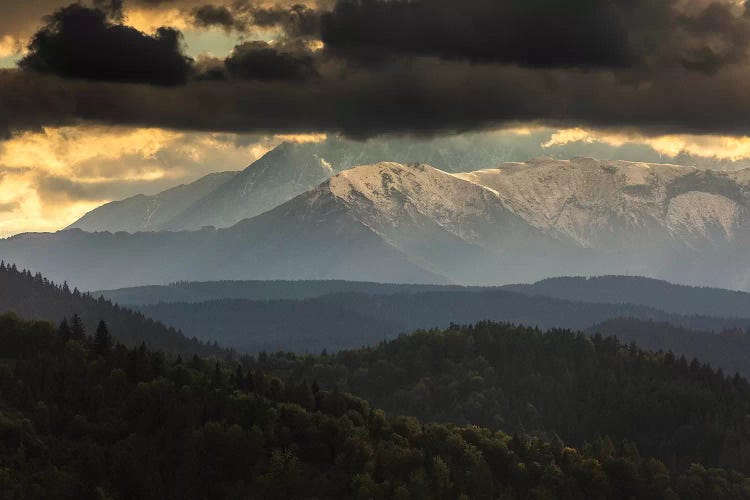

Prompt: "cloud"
[0,124,291,236]
[222,40,317,80]
[3,0,750,140]
[19,4,193,85]
[321,0,634,68]
[192,4,236,30]
[544,126,750,162]
[320,0,750,74]
[248,3,321,38]
[0,200,20,212]
[8,56,750,139]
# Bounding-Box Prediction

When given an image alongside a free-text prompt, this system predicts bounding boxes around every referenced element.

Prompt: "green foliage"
[2,314,749,498]
[251,321,750,475]
[0,262,224,357]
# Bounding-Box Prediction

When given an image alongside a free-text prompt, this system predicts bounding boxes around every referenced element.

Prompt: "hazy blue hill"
[504,275,750,318]
[591,317,750,378]
[136,289,750,354]
[96,280,475,305]
[137,298,401,352]
[99,275,750,322]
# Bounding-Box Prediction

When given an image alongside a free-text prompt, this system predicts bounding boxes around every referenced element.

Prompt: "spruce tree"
[70,314,85,341]
[57,317,72,343]
[93,320,112,355]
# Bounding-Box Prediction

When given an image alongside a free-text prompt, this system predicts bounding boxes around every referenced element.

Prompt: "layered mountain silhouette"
[96,275,750,319]
[68,171,237,233]
[67,137,532,233]
[4,158,750,290]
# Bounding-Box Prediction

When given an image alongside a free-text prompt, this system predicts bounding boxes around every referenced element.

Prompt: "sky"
[3,0,750,235]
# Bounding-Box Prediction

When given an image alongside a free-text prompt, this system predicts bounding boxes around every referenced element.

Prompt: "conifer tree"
[93,320,112,355]
[70,313,85,341]
[57,317,71,342]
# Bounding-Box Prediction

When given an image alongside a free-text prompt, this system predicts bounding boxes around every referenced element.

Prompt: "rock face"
[7,158,750,291]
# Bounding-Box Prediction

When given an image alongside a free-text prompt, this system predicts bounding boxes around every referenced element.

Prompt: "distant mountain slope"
[98,276,750,320]
[96,280,474,305]
[504,275,750,317]
[135,289,750,353]
[164,142,336,230]
[455,157,750,250]
[67,135,540,233]
[6,159,750,290]
[0,262,224,356]
[68,171,236,232]
[0,183,447,290]
[591,317,750,379]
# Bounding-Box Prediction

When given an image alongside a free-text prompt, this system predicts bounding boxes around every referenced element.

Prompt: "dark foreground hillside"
[253,322,750,475]
[0,263,224,357]
[1,314,749,499]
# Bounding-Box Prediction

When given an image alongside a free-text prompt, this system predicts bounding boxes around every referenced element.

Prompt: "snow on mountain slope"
[10,157,750,291]
[285,159,750,286]
[67,171,237,233]
[454,157,750,249]
[164,142,335,230]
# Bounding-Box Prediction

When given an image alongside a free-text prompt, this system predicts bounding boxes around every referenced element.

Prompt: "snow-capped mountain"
[163,142,336,230]
[455,157,750,249]
[67,171,237,233]
[6,158,750,291]
[68,134,578,233]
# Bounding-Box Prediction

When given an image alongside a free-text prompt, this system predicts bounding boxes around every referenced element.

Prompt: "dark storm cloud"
[5,0,750,139]
[192,4,236,30]
[92,0,125,20]
[189,2,321,38]
[320,0,750,73]
[321,0,634,68]
[248,3,321,38]
[6,59,750,139]
[223,41,317,80]
[18,4,193,86]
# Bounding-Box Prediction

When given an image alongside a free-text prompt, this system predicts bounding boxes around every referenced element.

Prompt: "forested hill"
[253,322,750,476]
[0,262,225,357]
[96,279,470,305]
[591,317,750,379]
[505,275,750,317]
[136,291,750,353]
[97,275,750,318]
[2,314,749,499]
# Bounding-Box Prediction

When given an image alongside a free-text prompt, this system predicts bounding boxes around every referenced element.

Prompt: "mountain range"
[96,275,750,318]
[133,289,750,353]
[67,136,540,233]
[4,156,750,290]
[68,171,237,233]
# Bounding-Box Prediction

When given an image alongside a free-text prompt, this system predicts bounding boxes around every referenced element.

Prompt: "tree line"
[1,313,749,499]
